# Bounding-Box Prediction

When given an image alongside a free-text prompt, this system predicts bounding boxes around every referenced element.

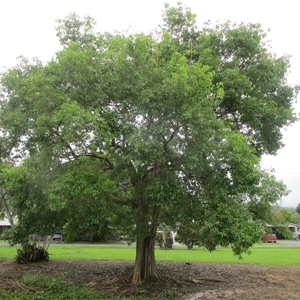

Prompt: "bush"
[175,225,217,251]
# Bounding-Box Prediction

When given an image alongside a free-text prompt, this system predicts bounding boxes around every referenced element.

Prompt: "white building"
[0,216,11,234]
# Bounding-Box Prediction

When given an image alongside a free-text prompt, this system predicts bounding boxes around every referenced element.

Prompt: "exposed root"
[0,279,48,292]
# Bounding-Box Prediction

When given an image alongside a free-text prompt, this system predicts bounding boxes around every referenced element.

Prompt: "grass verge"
[0,243,300,265]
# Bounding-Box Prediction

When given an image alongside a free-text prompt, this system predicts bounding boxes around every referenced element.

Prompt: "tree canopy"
[0,3,296,283]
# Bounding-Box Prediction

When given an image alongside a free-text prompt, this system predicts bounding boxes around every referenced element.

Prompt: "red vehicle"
[262,233,277,243]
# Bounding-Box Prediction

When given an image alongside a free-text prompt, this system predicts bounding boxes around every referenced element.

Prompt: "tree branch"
[150,205,160,239]
[85,152,114,170]
[163,125,180,145]
[0,187,15,226]
[52,129,79,159]
[111,138,121,149]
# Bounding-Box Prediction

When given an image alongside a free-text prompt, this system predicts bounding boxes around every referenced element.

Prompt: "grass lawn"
[1,242,300,265]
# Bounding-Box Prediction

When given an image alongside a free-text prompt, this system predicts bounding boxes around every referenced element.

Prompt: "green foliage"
[269,206,300,238]
[22,274,62,289]
[158,287,178,299]
[0,275,111,300]
[0,3,296,276]
[296,203,300,215]
[274,207,300,224]
[45,157,119,243]
[175,226,200,249]
[0,161,66,255]
[176,224,217,250]
[246,172,289,224]
[198,21,296,156]
[0,163,15,225]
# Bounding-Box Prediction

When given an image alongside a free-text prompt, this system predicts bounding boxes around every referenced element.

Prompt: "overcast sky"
[1,0,299,207]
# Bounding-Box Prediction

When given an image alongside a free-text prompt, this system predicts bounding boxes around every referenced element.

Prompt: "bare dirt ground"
[0,259,300,299]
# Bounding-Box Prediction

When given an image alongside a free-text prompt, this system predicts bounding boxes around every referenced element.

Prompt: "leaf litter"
[1,259,300,299]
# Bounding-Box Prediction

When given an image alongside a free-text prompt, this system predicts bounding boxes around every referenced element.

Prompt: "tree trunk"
[0,188,15,226]
[131,235,160,284]
[131,205,161,284]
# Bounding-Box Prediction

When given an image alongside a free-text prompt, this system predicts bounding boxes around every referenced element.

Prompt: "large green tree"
[0,4,296,283]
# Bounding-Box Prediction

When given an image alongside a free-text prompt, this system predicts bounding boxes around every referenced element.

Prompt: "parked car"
[262,233,277,243]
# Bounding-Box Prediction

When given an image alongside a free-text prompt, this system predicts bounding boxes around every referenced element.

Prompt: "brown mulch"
[1,259,300,299]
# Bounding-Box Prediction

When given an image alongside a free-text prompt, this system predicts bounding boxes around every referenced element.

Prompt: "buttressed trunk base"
[131,235,161,284]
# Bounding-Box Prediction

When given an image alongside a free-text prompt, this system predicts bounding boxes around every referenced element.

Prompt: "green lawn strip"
[156,247,300,265]
[49,245,136,260]
[0,245,15,260]
[1,245,300,265]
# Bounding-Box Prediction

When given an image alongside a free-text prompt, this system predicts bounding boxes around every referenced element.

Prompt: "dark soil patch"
[0,259,300,299]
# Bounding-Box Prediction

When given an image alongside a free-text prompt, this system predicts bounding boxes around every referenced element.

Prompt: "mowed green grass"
[1,243,300,265]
